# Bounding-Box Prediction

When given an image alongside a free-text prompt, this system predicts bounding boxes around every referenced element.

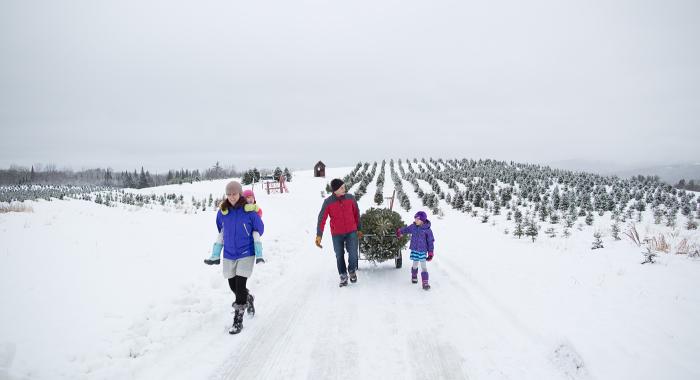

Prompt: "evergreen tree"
[253,168,261,182]
[514,222,524,239]
[453,193,465,210]
[212,161,223,178]
[514,208,523,223]
[585,212,594,226]
[666,208,677,227]
[539,204,548,222]
[591,232,604,250]
[273,167,283,181]
[525,220,539,242]
[464,202,473,213]
[284,167,292,182]
[138,167,149,189]
[374,189,384,205]
[635,200,646,212]
[103,169,112,185]
[578,206,587,217]
[564,214,575,228]
[549,212,560,224]
[145,170,154,187]
[473,192,483,208]
[242,170,254,185]
[400,194,411,211]
[611,222,621,240]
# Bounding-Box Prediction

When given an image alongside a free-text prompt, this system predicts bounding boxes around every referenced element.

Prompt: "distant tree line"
[1,162,296,190]
[0,161,242,188]
[674,179,700,192]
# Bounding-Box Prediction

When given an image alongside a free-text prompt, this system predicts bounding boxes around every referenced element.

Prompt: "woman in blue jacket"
[216,181,264,334]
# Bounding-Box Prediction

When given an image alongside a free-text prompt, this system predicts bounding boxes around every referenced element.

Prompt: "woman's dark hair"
[220,195,247,212]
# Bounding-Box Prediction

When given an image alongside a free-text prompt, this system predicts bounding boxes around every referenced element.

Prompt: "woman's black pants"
[228,276,248,306]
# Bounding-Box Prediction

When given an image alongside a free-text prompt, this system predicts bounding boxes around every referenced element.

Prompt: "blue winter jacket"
[216,205,264,260]
[399,220,435,253]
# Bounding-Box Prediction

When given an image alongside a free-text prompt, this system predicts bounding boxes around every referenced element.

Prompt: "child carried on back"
[205,189,265,265]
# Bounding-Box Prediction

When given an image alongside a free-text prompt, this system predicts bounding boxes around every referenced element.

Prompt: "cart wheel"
[395,256,402,268]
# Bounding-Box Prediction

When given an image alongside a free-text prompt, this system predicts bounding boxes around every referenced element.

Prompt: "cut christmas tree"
[359,207,410,263]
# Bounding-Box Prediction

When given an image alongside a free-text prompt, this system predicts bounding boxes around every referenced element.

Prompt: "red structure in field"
[314,161,326,178]
[265,176,288,194]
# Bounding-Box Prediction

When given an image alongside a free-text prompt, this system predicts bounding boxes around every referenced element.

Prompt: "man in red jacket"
[316,178,363,287]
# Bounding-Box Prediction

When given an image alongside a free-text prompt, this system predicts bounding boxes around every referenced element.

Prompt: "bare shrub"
[648,234,671,253]
[676,239,690,255]
[0,202,34,213]
[624,224,642,247]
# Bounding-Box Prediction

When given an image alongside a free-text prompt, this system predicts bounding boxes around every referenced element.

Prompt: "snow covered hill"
[1,166,699,379]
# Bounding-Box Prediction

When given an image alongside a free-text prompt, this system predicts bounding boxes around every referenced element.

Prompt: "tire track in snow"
[212,272,322,379]
[431,255,579,379]
[409,330,469,380]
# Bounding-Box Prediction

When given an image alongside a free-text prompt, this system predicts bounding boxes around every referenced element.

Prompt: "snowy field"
[1,167,699,379]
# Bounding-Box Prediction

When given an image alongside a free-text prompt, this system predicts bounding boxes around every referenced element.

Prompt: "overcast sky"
[1,0,698,172]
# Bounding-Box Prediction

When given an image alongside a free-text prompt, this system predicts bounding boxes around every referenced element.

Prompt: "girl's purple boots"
[421,272,430,290]
[411,268,418,283]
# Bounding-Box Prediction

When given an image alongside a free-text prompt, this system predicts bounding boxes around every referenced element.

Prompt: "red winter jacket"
[316,193,361,237]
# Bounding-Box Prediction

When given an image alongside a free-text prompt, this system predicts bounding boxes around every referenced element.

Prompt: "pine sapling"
[514,222,524,239]
[611,222,621,240]
[591,232,604,250]
[526,220,539,242]
[641,246,657,264]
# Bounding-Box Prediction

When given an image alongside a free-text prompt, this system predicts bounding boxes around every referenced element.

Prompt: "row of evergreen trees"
[339,158,700,241]
[0,184,111,203]
[374,160,386,205]
[389,160,411,211]
[354,162,377,201]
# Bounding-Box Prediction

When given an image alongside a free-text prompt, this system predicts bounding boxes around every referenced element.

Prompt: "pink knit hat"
[242,190,255,198]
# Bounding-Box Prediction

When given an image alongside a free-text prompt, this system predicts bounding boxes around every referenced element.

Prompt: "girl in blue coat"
[396,211,435,290]
[216,181,264,334]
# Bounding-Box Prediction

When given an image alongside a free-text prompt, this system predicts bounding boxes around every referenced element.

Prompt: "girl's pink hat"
[242,190,255,198]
